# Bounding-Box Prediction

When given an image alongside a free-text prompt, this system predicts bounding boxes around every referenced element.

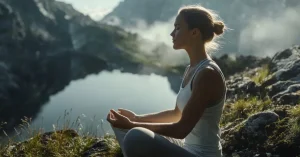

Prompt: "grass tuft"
[0,110,122,157]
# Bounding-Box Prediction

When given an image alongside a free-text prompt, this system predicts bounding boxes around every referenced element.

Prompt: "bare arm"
[131,68,222,139]
[132,66,188,123]
[133,105,181,123]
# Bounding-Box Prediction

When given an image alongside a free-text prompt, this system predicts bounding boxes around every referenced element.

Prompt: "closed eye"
[174,24,180,30]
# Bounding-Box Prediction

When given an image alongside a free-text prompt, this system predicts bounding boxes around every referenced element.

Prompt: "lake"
[30,69,177,137]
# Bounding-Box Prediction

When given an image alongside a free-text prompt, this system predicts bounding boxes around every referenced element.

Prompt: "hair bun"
[213,21,225,35]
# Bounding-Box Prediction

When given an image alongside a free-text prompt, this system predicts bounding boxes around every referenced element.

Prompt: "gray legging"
[111,126,198,157]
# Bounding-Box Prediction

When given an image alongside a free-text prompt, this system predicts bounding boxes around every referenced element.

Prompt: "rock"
[271,84,300,105]
[269,46,300,73]
[222,112,279,156]
[0,1,25,53]
[232,152,240,157]
[39,129,79,145]
[243,111,279,138]
[266,81,300,98]
[260,46,300,105]
[6,129,121,157]
[271,105,293,119]
[213,54,270,78]
[82,140,108,157]
[226,76,260,100]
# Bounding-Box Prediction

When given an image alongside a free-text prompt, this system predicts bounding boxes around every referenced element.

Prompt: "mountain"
[0,0,245,134]
[102,0,300,56]
[0,0,185,133]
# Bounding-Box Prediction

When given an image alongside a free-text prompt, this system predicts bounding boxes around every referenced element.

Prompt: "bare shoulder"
[193,66,221,84]
[191,66,224,100]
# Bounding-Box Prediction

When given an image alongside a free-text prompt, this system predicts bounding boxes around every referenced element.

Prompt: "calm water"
[30,70,177,137]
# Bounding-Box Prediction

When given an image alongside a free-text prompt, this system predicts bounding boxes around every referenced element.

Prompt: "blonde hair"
[178,5,226,52]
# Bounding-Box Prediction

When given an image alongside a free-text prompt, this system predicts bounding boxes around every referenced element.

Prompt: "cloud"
[123,16,189,67]
[126,16,176,47]
[79,6,112,20]
[239,5,300,57]
[57,0,121,20]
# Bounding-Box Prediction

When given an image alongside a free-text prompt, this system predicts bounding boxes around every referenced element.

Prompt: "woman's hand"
[118,108,138,121]
[106,109,134,129]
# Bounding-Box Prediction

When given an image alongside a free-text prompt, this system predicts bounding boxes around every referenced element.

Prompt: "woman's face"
[170,14,193,50]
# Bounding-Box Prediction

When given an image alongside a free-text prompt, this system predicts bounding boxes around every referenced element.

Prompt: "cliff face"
[0,0,188,134]
[0,0,140,133]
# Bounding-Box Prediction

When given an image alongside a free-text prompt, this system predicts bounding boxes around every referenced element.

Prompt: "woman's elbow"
[174,124,189,139]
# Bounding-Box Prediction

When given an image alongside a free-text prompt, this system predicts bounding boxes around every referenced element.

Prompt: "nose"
[170,30,174,37]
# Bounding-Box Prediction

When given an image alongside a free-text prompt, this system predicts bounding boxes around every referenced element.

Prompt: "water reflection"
[30,70,177,137]
[0,53,107,141]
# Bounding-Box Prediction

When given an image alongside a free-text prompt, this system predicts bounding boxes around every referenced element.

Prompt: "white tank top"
[176,59,226,157]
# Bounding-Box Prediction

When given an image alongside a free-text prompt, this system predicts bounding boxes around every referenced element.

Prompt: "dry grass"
[250,64,270,85]
[221,96,272,127]
[0,110,122,157]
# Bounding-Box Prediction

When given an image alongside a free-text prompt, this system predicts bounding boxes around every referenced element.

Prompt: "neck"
[185,44,210,67]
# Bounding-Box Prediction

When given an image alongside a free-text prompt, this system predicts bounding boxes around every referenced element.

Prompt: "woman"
[107,5,227,157]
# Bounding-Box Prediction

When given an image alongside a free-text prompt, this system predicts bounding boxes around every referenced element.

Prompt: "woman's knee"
[123,127,153,154]
[124,127,151,144]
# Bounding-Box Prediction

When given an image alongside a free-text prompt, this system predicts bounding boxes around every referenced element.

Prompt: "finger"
[111,109,125,119]
[111,112,116,119]
[117,109,126,116]
[107,112,116,123]
[106,112,111,123]
[118,108,124,113]
[118,108,130,115]
[118,108,128,112]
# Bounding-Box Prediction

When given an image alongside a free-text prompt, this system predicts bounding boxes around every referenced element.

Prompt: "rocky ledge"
[221,45,300,157]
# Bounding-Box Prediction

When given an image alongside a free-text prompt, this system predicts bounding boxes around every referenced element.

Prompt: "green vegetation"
[221,96,300,155]
[250,64,270,85]
[288,105,300,141]
[221,96,272,127]
[0,111,122,157]
[0,132,121,157]
[265,105,300,148]
[0,98,299,157]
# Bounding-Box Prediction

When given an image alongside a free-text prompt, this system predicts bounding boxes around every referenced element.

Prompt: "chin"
[172,44,181,50]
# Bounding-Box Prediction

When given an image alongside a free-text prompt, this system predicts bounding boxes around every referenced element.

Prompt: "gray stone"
[272,84,300,105]
[243,111,279,137]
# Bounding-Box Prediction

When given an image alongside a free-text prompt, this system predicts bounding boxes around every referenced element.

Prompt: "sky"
[57,0,122,20]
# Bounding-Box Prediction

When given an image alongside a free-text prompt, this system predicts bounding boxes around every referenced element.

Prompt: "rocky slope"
[221,45,300,157]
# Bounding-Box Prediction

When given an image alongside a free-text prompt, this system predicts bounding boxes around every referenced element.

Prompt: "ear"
[191,28,201,37]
